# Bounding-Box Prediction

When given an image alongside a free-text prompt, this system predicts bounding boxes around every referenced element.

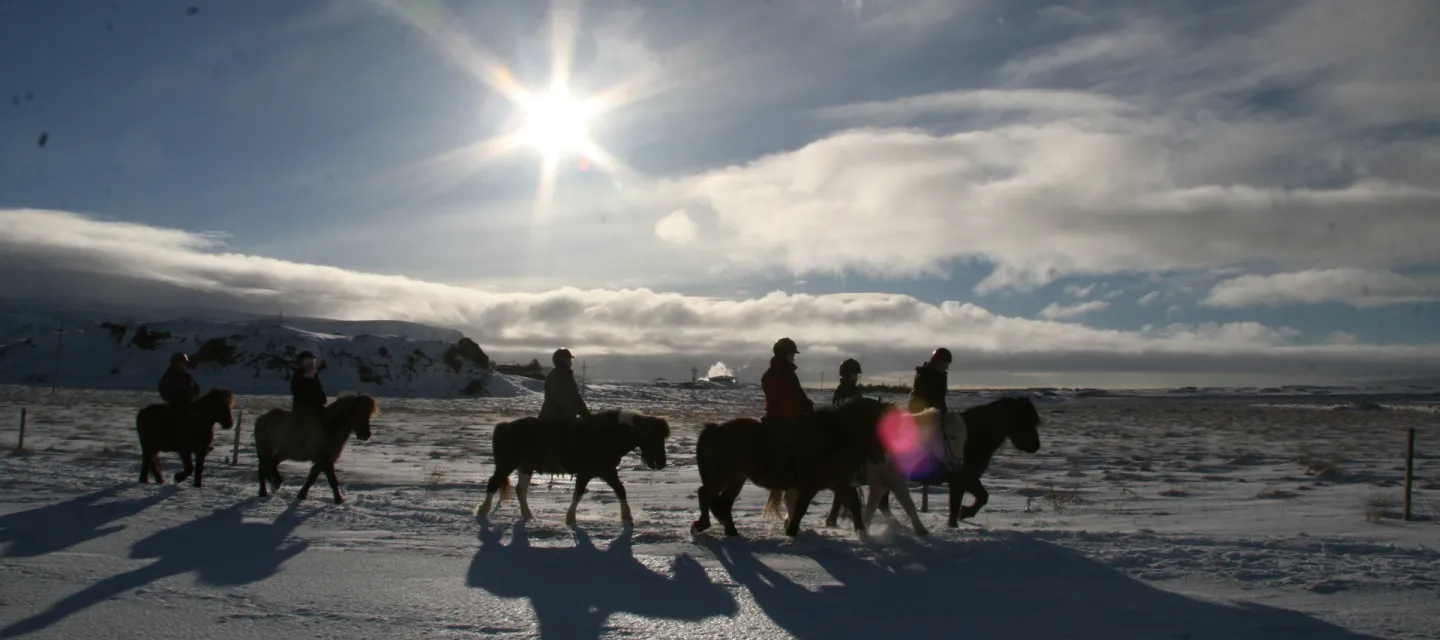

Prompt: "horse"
[253,393,378,504]
[863,395,1042,528]
[135,388,235,488]
[474,409,673,527]
[689,397,892,539]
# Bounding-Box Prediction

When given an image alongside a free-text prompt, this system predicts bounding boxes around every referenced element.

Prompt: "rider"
[290,350,328,427]
[908,347,951,415]
[761,337,814,423]
[832,358,863,406]
[158,352,200,427]
[540,348,591,421]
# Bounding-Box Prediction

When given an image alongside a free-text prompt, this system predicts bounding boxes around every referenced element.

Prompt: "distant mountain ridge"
[0,309,526,399]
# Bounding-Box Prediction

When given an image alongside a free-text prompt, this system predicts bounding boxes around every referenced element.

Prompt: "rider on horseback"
[158,352,201,429]
[290,350,328,428]
[761,338,813,422]
[540,348,591,421]
[908,347,951,415]
[832,358,863,406]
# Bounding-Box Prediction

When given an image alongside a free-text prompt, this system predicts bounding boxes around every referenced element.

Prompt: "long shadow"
[0,484,174,558]
[1,498,314,638]
[706,531,1384,640]
[467,523,737,639]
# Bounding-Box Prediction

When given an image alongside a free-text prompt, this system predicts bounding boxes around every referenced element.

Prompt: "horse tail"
[763,489,785,520]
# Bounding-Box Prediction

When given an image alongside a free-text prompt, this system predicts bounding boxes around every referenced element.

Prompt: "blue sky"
[3,0,1440,386]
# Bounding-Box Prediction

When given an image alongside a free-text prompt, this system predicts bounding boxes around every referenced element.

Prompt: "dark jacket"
[290,370,328,419]
[907,363,948,414]
[540,366,590,421]
[158,366,200,406]
[762,356,814,421]
[832,378,861,406]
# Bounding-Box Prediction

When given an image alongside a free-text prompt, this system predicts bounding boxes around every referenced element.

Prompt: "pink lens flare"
[877,407,939,479]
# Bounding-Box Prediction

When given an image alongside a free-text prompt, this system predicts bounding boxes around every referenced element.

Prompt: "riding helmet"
[772,337,799,356]
[297,350,316,362]
[170,352,188,365]
[930,347,953,364]
[552,348,574,366]
[839,358,862,377]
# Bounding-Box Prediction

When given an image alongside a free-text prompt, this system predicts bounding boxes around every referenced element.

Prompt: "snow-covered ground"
[1,382,1437,639]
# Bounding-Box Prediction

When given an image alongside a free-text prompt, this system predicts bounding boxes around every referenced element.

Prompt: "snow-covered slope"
[0,313,526,399]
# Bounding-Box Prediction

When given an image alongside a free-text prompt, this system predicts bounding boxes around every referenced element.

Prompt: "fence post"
[17,408,25,451]
[920,483,929,512]
[231,410,243,466]
[1403,427,1415,522]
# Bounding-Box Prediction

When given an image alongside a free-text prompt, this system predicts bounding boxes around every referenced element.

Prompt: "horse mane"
[329,393,379,420]
[203,388,235,408]
[594,408,671,440]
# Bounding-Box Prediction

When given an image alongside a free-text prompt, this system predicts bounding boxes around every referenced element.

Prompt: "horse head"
[999,396,1041,453]
[833,396,891,464]
[618,410,671,470]
[325,393,378,441]
[201,388,236,430]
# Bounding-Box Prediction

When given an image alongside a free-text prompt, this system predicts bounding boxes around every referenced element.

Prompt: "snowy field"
[1,383,1437,639]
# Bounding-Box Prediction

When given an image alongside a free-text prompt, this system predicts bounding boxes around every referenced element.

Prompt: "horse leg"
[887,476,928,536]
[192,449,208,488]
[323,463,344,504]
[825,490,845,527]
[148,452,164,484]
[477,467,512,518]
[784,487,821,538]
[565,474,591,527]
[173,451,194,485]
[138,448,152,484]
[691,484,712,534]
[599,471,633,526]
[296,463,324,501]
[959,473,988,521]
[257,452,270,497]
[515,471,535,521]
[714,485,744,538]
[840,483,870,539]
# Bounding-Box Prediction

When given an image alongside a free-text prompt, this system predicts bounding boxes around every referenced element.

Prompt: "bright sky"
[2,0,1439,387]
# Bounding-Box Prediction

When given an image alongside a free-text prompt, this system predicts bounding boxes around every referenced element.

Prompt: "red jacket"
[761,356,814,421]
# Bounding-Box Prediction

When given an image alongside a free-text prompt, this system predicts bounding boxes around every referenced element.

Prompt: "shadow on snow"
[702,531,1382,640]
[0,484,173,559]
[1,497,313,638]
[467,522,738,639]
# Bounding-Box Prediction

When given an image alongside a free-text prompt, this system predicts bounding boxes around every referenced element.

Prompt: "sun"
[513,88,594,159]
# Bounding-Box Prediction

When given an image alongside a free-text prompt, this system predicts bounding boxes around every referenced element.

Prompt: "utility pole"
[691,365,698,383]
[820,372,825,391]
[50,318,66,395]
[581,361,588,385]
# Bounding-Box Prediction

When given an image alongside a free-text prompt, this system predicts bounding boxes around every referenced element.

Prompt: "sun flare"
[513,89,594,159]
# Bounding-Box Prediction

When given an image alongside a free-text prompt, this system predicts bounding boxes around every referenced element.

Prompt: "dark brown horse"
[690,397,892,539]
[865,395,1042,527]
[474,409,672,527]
[135,388,235,487]
[253,393,377,504]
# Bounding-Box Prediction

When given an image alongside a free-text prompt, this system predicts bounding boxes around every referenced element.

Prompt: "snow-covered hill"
[0,312,527,399]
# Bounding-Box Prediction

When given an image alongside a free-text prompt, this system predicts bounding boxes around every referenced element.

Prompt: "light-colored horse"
[769,407,967,536]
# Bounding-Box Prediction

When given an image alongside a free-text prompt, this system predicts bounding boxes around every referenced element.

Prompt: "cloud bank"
[3,208,1438,385]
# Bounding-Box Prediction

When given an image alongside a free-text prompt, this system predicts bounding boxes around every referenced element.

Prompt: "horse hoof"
[690,521,709,534]
[915,527,930,537]
[946,519,958,528]
[334,497,345,505]
[824,519,838,528]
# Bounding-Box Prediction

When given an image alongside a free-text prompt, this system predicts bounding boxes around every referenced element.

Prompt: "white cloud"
[1204,269,1440,308]
[1038,300,1109,321]
[4,208,1438,382]
[1136,291,1162,307]
[1064,283,1096,298]
[814,88,1133,123]
[653,209,698,245]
